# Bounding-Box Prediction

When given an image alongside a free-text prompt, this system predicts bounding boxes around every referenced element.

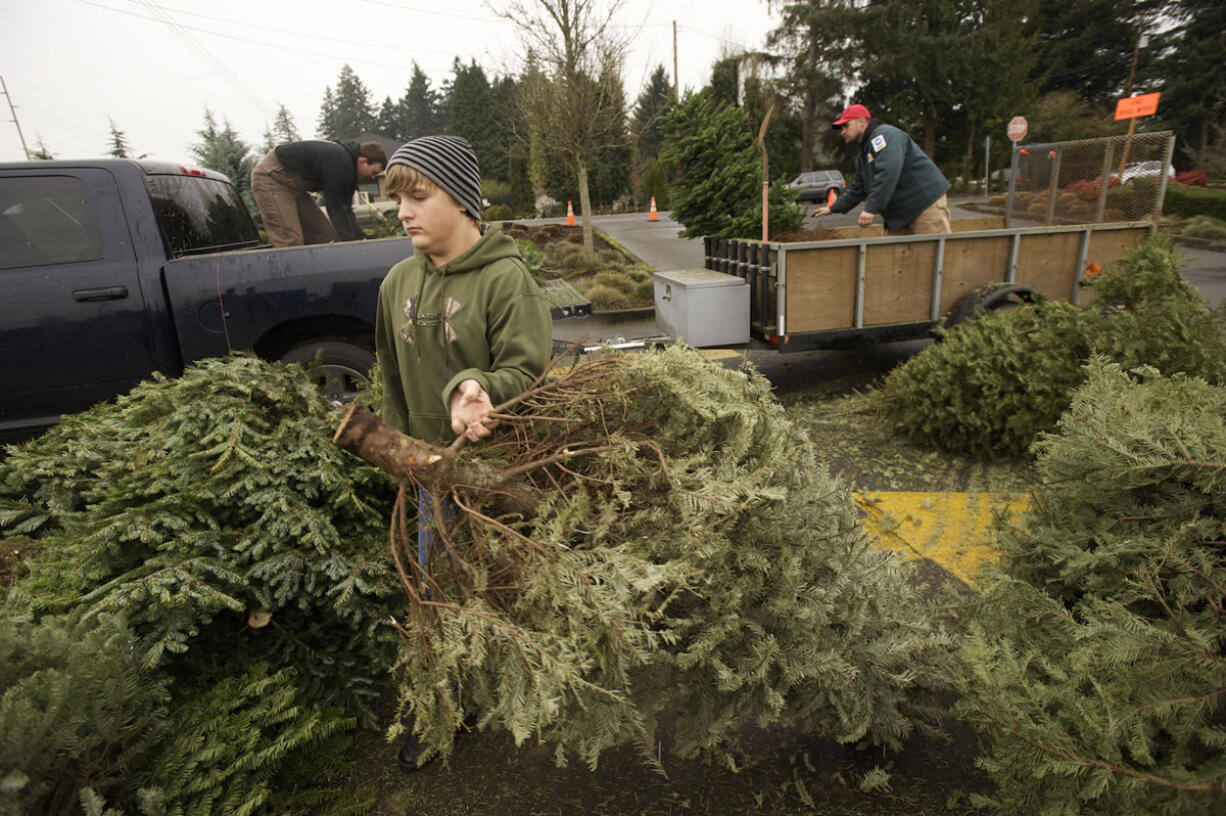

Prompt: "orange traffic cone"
[826,188,837,207]
[566,200,575,226]
[648,196,659,222]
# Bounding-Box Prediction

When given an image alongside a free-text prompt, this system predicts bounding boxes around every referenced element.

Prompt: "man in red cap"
[810,104,950,235]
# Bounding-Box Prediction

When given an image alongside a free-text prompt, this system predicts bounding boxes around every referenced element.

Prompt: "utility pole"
[1,74,31,160]
[672,21,679,103]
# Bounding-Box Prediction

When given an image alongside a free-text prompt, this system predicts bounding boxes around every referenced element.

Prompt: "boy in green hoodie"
[374,135,552,770]
[375,134,552,445]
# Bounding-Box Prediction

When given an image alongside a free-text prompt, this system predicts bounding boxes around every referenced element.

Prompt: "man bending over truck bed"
[251,139,386,247]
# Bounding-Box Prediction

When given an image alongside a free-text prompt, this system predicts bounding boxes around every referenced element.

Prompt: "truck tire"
[943,284,1043,331]
[278,338,376,406]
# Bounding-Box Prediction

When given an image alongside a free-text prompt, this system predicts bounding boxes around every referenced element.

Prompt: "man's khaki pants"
[887,194,952,236]
[250,150,338,247]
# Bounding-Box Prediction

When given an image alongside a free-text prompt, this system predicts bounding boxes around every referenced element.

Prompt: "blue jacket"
[830,120,949,232]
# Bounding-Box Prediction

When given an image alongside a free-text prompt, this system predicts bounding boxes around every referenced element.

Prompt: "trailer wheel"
[943,285,1043,331]
[279,338,375,406]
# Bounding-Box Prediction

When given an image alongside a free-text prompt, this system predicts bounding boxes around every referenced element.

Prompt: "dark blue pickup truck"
[0,158,426,441]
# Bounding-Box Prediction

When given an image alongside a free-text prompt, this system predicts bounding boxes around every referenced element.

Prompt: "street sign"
[1114,92,1161,121]
[1007,116,1028,143]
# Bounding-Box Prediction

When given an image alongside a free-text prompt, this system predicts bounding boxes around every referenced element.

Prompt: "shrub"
[515,238,545,282]
[576,282,632,310]
[1174,169,1208,187]
[1163,180,1226,220]
[483,203,513,221]
[592,270,634,293]
[958,361,1226,815]
[1180,215,1226,241]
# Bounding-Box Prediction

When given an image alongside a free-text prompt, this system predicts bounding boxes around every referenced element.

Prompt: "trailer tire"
[943,284,1043,332]
[279,337,376,406]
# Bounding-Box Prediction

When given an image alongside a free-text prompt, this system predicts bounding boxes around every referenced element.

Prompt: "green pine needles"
[1,355,398,815]
[1,355,401,722]
[659,91,804,239]
[877,237,1226,457]
[389,346,958,769]
[958,360,1226,814]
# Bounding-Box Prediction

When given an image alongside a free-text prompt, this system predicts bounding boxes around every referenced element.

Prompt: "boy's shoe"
[397,711,477,772]
[397,732,436,771]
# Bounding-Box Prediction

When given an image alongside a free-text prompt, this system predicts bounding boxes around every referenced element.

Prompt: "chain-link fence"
[995,131,1176,226]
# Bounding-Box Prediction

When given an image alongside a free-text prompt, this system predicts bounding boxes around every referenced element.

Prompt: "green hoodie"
[375,224,552,442]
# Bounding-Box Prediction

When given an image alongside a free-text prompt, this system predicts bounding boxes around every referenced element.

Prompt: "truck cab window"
[144,174,260,257]
[0,176,103,270]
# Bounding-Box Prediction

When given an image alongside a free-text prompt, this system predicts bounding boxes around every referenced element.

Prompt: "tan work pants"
[887,194,951,236]
[250,150,338,247]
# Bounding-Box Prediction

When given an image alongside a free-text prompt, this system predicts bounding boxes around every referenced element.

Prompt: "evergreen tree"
[30,138,53,160]
[376,95,403,142]
[271,102,300,144]
[631,65,674,169]
[191,109,256,203]
[318,64,376,139]
[708,56,740,108]
[105,117,131,158]
[368,346,958,767]
[1024,0,1152,105]
[317,86,338,139]
[0,355,402,725]
[659,91,803,239]
[445,59,504,180]
[765,0,852,173]
[1148,0,1226,162]
[400,61,440,141]
[508,144,534,216]
[877,238,1226,456]
[0,613,169,815]
[958,360,1226,814]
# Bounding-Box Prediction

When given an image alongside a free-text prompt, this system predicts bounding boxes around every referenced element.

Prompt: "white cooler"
[653,269,750,347]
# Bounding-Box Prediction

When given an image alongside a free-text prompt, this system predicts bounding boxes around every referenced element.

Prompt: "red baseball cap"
[832,104,871,127]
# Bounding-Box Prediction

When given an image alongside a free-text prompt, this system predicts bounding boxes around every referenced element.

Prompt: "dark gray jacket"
[273,140,363,241]
[830,120,949,232]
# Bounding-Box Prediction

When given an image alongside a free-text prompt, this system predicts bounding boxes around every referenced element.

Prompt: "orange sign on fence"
[1114,92,1161,121]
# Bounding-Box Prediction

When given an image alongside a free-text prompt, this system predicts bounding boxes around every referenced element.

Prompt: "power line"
[136,0,272,119]
[71,0,491,70]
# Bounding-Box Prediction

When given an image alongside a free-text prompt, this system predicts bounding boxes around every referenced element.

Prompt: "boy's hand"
[449,379,495,441]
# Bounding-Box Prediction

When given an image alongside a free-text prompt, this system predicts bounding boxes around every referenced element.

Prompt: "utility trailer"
[658,131,1173,351]
[694,218,1154,352]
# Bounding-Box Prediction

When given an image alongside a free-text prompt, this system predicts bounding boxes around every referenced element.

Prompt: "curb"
[589,306,655,320]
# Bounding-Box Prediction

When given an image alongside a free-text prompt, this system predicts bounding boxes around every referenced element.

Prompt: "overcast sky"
[0,0,780,164]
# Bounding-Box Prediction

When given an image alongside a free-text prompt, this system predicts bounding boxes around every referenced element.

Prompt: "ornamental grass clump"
[957,360,1226,815]
[343,346,958,769]
[876,237,1226,457]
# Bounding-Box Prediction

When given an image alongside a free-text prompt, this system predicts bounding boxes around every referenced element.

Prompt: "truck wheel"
[943,285,1042,331]
[279,338,375,406]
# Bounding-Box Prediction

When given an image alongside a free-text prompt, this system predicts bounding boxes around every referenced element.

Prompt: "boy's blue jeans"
[416,487,449,569]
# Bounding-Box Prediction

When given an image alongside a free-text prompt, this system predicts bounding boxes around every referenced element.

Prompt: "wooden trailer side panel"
[1015,231,1084,300]
[783,245,858,333]
[861,241,936,325]
[937,236,1013,313]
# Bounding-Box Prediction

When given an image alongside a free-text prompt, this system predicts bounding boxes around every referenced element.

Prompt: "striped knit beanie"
[387,135,483,220]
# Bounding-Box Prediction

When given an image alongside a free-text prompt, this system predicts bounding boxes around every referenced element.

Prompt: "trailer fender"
[942,284,1045,331]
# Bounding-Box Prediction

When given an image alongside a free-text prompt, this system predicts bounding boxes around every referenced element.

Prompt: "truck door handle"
[72,286,129,302]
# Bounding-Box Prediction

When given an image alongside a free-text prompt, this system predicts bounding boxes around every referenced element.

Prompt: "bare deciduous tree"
[490,0,629,261]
